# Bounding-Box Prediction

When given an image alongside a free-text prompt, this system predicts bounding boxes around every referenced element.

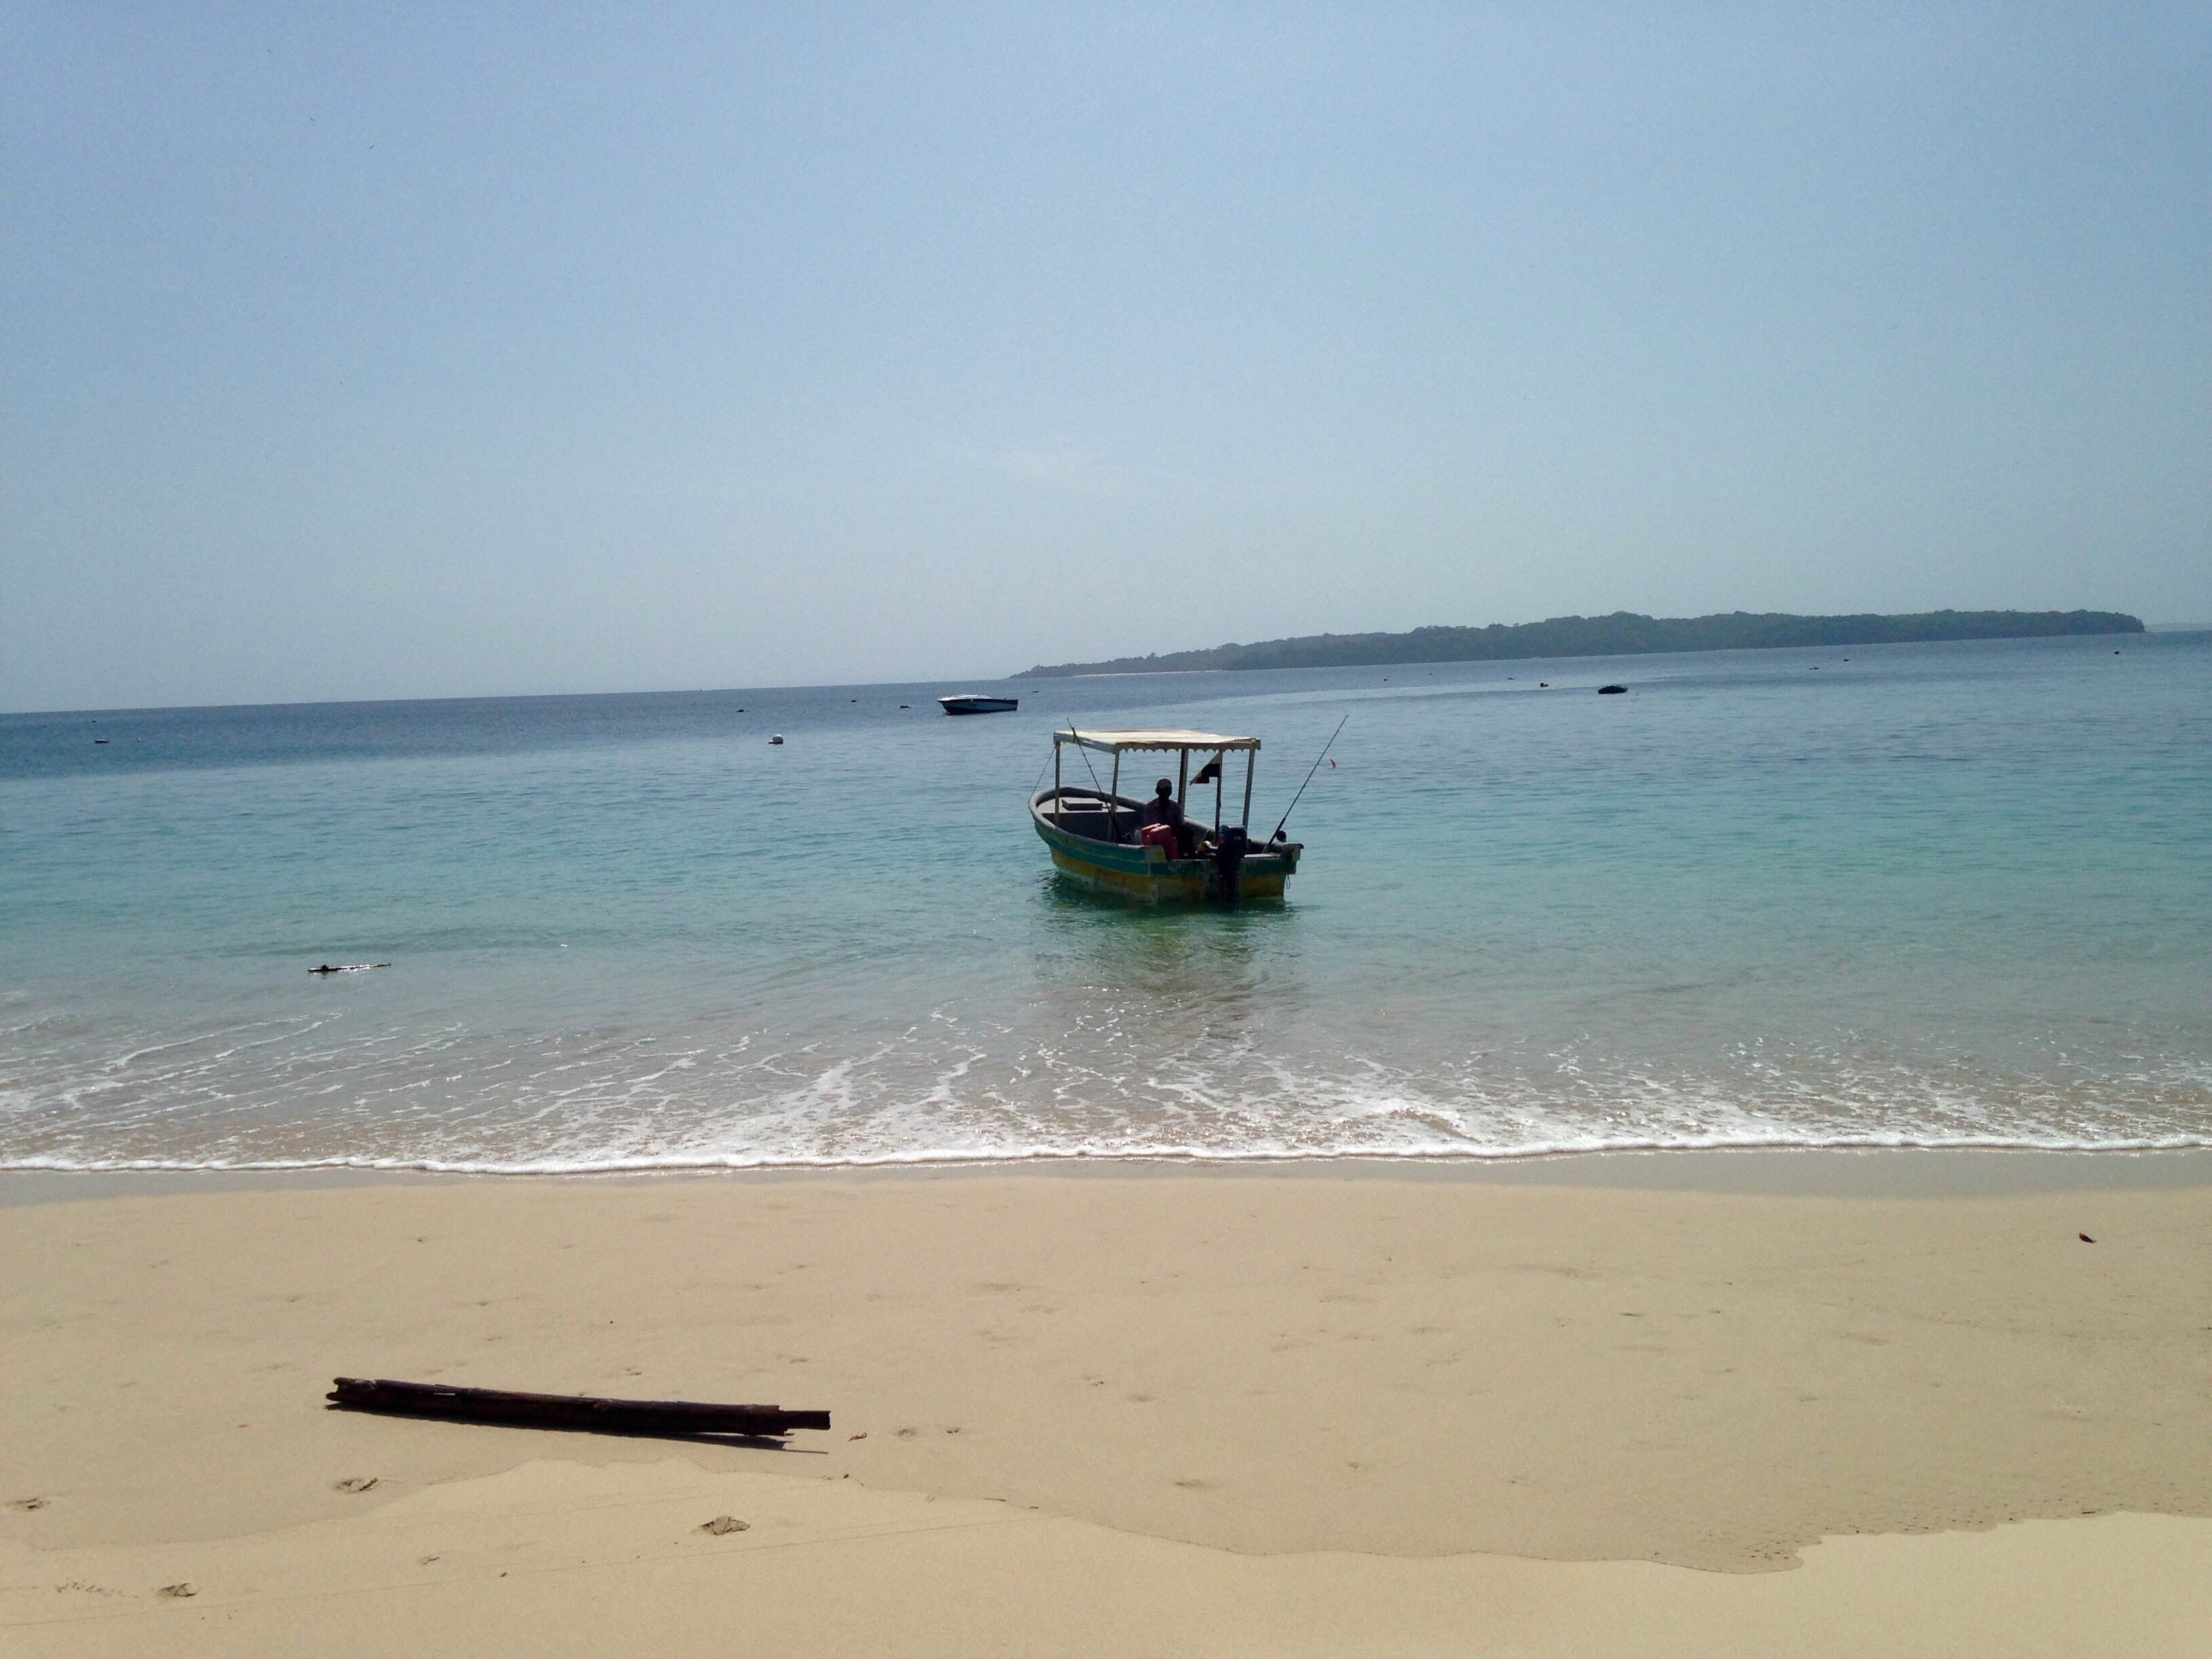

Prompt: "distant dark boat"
[939,695,1019,716]
[1597,684,1627,695]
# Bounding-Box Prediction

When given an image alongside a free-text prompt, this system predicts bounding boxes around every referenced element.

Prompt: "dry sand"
[4,1164,2209,1654]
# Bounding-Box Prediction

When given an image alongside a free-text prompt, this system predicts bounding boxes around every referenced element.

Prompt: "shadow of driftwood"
[331,1406,832,1460]
[325,1402,829,1454]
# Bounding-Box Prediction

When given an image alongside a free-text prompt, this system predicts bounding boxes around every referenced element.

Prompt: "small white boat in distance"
[939,695,1019,716]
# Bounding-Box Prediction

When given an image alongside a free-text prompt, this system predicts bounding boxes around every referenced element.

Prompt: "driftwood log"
[327,1378,829,1438]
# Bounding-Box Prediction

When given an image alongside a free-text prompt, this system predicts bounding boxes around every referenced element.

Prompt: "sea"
[3,631,2207,1174]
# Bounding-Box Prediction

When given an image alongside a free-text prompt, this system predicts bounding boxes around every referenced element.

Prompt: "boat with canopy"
[1030,727,1303,903]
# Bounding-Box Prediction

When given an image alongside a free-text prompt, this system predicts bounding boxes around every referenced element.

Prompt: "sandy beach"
[5,1158,2210,1654]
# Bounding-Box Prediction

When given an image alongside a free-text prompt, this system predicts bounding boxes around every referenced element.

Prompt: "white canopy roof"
[1055,728,1258,754]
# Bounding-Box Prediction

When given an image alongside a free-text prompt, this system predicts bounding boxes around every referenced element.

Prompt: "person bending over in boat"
[1137,778,1198,859]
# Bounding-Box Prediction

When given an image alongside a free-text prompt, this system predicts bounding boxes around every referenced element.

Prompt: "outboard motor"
[1212,826,1250,905]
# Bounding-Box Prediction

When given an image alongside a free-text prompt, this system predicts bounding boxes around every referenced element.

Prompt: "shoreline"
[9,1142,2212,1208]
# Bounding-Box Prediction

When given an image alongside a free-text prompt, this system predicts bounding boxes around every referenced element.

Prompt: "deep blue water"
[3,632,2207,1170]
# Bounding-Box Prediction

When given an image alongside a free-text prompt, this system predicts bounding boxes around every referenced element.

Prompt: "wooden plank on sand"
[327,1377,830,1437]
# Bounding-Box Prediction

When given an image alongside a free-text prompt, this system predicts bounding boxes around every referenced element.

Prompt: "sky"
[4,3,2207,710]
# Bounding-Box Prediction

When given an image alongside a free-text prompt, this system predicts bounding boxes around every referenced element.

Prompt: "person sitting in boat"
[1136,779,1198,859]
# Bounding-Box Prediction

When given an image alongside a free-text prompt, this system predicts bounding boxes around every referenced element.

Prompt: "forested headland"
[1014,610,2144,678]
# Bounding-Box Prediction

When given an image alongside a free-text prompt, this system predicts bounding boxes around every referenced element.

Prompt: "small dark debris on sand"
[333,1476,380,1494]
[698,1515,750,1535]
[2079,1233,2095,1243]
[10,1496,48,1511]
[158,1582,197,1599]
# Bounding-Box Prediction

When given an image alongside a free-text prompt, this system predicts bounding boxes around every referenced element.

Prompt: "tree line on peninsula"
[1014,609,2144,678]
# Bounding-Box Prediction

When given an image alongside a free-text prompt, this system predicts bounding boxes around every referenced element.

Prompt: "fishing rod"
[1062,718,1107,798]
[1269,716,1348,842]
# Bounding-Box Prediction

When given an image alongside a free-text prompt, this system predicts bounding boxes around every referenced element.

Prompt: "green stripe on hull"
[1031,804,1298,903]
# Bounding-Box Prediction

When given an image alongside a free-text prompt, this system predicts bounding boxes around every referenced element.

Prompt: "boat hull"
[940,696,1019,715]
[1030,791,1299,903]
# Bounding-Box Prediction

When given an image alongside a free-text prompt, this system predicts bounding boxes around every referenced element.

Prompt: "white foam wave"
[7,984,2208,1179]
[8,1126,2211,1178]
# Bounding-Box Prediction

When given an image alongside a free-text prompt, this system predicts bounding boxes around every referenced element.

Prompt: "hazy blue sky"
[5,4,2207,709]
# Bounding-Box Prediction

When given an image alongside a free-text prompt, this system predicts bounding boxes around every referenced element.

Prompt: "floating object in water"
[93,738,109,744]
[1597,684,1627,695]
[309,962,390,975]
[769,734,784,745]
[939,695,1019,716]
[1033,726,1303,904]
[327,1377,830,1439]
[1538,682,1549,688]
[899,704,911,709]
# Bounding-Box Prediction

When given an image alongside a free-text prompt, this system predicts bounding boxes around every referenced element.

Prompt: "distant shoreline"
[1015,608,2146,678]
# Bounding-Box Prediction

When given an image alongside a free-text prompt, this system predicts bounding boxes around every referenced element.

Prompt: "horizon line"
[7,620,2205,720]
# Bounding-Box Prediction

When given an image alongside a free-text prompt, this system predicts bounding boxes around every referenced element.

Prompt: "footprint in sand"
[332,1477,379,1494]
[157,1582,197,1599]
[697,1515,750,1536]
[10,1497,48,1511]
[894,1427,918,1439]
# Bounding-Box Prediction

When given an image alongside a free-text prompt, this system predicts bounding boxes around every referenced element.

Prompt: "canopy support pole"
[1054,739,1062,811]
[1109,752,1121,843]
[1242,752,1255,832]
[1176,748,1188,808]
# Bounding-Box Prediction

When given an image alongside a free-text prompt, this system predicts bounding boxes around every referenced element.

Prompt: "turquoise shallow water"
[3,632,2207,1170]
